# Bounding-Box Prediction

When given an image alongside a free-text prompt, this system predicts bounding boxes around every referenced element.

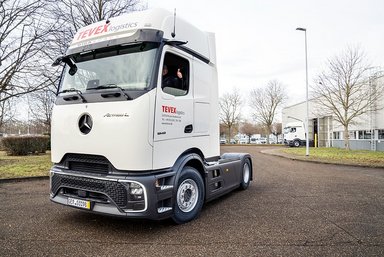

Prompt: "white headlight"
[130,183,144,195]
[131,188,143,195]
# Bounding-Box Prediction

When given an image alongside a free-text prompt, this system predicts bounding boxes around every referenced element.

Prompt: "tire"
[172,166,205,224]
[293,140,300,147]
[240,158,251,190]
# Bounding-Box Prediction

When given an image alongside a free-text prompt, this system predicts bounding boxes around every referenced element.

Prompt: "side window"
[161,52,189,96]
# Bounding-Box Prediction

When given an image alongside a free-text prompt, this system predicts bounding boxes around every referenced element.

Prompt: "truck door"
[154,49,193,142]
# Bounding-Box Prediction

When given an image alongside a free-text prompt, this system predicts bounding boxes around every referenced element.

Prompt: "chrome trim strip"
[157,207,172,213]
[159,185,173,190]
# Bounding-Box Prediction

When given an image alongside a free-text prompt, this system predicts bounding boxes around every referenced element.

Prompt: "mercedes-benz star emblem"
[78,114,93,134]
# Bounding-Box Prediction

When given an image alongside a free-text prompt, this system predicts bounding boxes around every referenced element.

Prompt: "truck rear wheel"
[172,166,204,224]
[240,158,251,190]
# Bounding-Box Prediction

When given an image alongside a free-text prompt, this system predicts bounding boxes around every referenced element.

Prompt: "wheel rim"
[177,179,199,213]
[243,162,250,183]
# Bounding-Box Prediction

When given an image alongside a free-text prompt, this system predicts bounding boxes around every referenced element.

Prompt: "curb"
[260,149,384,169]
[0,176,49,184]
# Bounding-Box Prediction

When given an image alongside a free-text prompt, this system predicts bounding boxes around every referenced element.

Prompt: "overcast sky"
[147,0,384,109]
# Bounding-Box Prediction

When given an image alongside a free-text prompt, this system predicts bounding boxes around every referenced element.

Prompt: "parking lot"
[1,145,383,256]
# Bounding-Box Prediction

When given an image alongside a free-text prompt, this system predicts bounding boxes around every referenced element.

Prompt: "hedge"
[2,136,50,156]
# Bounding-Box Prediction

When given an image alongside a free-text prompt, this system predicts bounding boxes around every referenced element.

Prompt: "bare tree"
[0,0,58,103]
[28,88,56,133]
[0,95,16,131]
[254,123,267,136]
[271,122,282,143]
[240,121,257,143]
[219,123,227,138]
[250,80,286,144]
[312,47,383,150]
[219,89,242,140]
[53,0,143,27]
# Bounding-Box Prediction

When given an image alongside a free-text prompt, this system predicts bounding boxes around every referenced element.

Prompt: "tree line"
[219,81,285,144]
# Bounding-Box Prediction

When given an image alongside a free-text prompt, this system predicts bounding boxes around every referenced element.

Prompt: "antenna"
[171,8,176,38]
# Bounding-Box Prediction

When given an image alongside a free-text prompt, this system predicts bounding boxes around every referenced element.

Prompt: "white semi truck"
[50,8,253,223]
[283,122,306,147]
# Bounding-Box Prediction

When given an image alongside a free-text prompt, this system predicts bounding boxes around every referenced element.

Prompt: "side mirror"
[69,66,78,76]
[52,56,64,66]
[52,56,78,76]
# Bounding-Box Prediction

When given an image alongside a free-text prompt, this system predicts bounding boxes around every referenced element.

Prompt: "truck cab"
[49,8,252,223]
[283,122,306,147]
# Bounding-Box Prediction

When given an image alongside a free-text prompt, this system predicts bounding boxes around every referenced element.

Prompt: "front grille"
[51,173,128,209]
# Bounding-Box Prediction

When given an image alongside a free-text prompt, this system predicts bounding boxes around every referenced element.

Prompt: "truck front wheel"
[172,166,204,224]
[293,140,300,147]
[240,158,251,190]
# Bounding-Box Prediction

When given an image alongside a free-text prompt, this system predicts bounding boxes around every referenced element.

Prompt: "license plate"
[67,197,91,210]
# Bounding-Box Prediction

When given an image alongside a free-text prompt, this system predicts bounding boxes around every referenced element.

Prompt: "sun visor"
[66,29,163,55]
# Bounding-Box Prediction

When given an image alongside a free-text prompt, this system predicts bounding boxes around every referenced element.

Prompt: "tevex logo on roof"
[76,22,138,41]
[77,24,111,41]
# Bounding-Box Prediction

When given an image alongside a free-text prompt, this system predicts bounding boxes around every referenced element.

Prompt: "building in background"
[282,77,384,151]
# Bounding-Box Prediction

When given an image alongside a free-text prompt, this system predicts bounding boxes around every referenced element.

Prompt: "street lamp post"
[296,27,309,156]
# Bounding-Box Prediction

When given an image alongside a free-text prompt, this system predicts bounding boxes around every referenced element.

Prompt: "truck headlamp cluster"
[128,182,144,202]
[118,181,146,211]
[130,182,144,195]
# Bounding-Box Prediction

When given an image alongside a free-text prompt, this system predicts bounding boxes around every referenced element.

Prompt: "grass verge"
[0,151,51,179]
[1,147,383,179]
[281,147,384,168]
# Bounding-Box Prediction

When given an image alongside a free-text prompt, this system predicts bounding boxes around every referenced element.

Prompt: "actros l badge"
[78,114,93,134]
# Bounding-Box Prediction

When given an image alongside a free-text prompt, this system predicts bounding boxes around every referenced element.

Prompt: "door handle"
[184,124,193,133]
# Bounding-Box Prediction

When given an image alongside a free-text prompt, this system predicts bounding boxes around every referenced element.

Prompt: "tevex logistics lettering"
[77,22,138,41]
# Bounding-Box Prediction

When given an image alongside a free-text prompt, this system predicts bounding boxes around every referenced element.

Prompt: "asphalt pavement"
[0,145,383,256]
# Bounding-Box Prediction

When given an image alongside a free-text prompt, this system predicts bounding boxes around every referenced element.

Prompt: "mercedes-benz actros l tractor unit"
[50,8,253,224]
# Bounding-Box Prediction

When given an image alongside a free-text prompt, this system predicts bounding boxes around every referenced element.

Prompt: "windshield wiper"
[58,88,87,103]
[88,84,132,100]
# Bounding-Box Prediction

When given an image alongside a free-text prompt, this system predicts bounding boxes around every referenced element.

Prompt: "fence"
[332,139,384,151]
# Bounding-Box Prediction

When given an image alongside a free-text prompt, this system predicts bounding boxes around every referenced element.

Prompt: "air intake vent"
[62,153,111,174]
[69,162,109,174]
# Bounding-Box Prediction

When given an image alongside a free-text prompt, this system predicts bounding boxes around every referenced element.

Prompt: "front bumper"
[50,168,176,220]
[284,139,296,146]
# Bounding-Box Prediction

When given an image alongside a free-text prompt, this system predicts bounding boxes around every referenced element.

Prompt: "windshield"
[284,127,297,134]
[60,43,158,92]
